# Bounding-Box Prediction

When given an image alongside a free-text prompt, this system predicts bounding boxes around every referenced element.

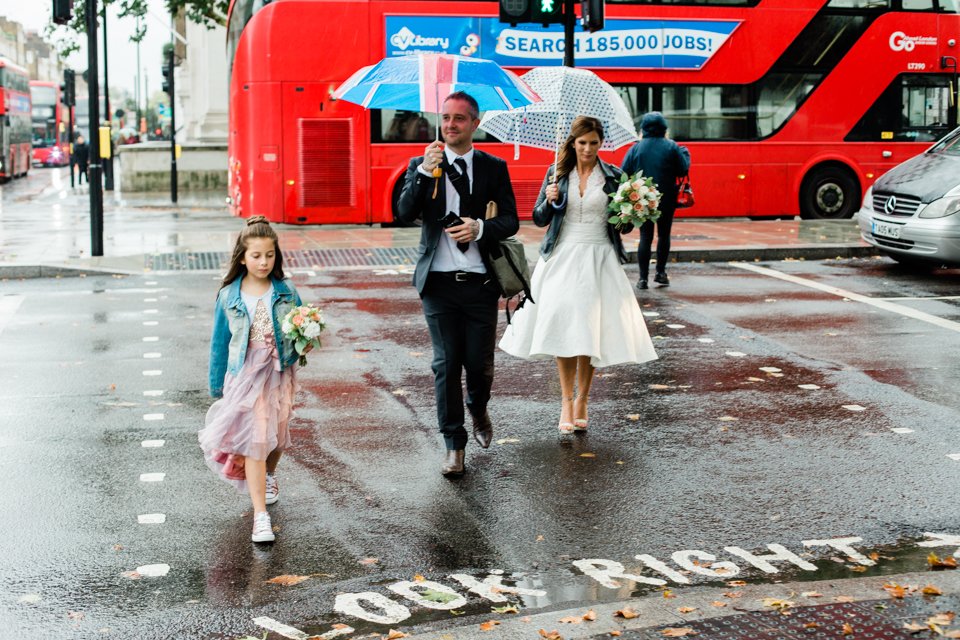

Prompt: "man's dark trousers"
[421,272,500,451]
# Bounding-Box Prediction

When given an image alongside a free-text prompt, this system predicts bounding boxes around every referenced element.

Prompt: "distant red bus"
[226,0,959,224]
[29,81,69,167]
[0,58,32,180]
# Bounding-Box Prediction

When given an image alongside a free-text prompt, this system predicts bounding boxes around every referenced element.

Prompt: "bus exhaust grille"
[147,248,419,271]
[299,119,355,209]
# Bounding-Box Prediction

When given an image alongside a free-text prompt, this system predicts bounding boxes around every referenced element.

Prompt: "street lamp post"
[86,0,104,256]
[102,4,114,191]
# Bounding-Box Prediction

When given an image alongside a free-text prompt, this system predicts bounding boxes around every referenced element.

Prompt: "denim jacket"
[532,159,634,263]
[209,276,303,398]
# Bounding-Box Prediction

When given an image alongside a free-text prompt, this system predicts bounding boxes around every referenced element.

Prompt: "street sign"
[157,103,170,117]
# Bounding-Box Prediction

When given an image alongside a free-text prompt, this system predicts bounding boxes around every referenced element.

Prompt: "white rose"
[281,321,294,335]
[303,322,322,339]
[620,203,632,215]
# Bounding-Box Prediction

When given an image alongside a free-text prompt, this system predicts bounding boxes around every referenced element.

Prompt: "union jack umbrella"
[333,53,541,124]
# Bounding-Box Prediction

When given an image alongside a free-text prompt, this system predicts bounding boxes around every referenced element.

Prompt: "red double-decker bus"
[30,81,70,168]
[226,0,959,224]
[0,58,32,180]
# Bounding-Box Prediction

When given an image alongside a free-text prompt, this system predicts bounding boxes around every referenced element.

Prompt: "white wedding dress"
[499,165,658,368]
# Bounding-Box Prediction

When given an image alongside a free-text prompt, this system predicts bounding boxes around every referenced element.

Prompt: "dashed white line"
[947,454,960,461]
[143,390,164,396]
[142,370,162,376]
[143,321,159,326]
[142,336,159,342]
[135,564,170,577]
[0,296,24,338]
[138,514,166,524]
[252,617,311,640]
[143,352,161,359]
[141,440,165,447]
[143,309,159,315]
[729,262,960,334]
[143,413,164,421]
[139,473,165,482]
[798,384,821,390]
[144,298,158,302]
[725,351,747,357]
[145,281,158,285]
[843,404,867,412]
[697,338,714,343]
[890,428,914,434]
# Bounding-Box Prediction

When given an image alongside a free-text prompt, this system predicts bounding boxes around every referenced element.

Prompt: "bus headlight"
[861,185,873,210]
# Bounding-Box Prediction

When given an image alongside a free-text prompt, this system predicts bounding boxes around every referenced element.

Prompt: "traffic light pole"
[86,0,104,256]
[168,53,177,204]
[563,0,576,67]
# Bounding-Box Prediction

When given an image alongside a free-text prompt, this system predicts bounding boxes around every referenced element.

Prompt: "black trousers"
[638,206,676,280]
[77,164,88,185]
[421,272,500,450]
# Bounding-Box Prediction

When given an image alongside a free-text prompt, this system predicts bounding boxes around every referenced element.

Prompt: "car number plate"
[872,221,901,239]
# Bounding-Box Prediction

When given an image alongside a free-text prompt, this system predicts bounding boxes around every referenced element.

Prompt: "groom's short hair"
[445,91,480,121]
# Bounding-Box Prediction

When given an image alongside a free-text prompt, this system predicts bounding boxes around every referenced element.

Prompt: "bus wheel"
[799,166,860,220]
[383,179,415,228]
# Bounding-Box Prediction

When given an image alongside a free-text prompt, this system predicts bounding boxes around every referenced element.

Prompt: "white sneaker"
[265,474,280,506]
[251,511,275,543]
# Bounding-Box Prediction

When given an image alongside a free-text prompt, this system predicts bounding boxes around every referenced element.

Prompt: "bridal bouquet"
[607,171,662,228]
[281,304,325,366]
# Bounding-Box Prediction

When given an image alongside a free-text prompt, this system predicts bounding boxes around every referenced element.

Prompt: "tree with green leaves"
[46,0,229,58]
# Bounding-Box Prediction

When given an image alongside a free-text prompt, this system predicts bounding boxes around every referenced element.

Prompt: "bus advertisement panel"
[226,0,959,225]
[30,81,70,167]
[0,59,32,180]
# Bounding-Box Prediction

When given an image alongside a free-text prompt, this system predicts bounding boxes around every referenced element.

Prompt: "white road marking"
[139,473,165,482]
[0,296,24,338]
[143,413,164,421]
[697,338,714,343]
[890,428,914,434]
[843,404,866,411]
[144,298,158,302]
[725,351,747,357]
[145,281,158,285]
[143,309,158,315]
[759,367,782,373]
[876,295,960,301]
[798,384,821,390]
[135,564,169,577]
[142,337,159,342]
[643,311,661,317]
[143,390,164,396]
[138,514,166,524]
[143,352,161,359]
[143,321,159,326]
[730,262,960,333]
[666,324,686,329]
[141,440,165,447]
[947,454,960,461]
[251,617,311,639]
[142,370,162,376]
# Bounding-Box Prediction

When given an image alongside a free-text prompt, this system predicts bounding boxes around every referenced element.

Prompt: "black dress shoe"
[472,411,493,449]
[636,279,649,291]
[441,449,465,477]
[653,272,670,286]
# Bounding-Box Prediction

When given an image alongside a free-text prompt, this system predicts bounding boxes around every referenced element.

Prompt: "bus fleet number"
[907,62,926,70]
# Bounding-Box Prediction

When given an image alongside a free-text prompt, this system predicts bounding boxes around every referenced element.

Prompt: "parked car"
[858,126,960,267]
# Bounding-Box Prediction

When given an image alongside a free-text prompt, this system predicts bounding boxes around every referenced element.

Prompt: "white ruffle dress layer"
[499,165,658,368]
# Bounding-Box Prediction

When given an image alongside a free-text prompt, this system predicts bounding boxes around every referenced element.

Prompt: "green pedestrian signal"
[531,0,564,25]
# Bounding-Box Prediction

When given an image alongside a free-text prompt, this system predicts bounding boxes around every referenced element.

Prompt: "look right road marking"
[0,296,24,338]
[729,262,960,334]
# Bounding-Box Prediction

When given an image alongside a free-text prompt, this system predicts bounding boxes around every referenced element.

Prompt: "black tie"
[449,158,471,252]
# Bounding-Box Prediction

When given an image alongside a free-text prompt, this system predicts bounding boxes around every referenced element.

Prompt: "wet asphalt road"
[2,252,960,639]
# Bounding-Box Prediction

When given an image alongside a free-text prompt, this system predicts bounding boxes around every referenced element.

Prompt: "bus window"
[847,74,956,141]
[661,85,751,140]
[371,110,493,144]
[902,0,935,10]
[826,0,890,8]
[756,73,821,137]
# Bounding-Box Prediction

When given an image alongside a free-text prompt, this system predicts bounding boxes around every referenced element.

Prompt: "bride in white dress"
[499,116,658,434]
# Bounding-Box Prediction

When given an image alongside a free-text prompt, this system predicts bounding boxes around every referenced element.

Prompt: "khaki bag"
[484,201,533,320]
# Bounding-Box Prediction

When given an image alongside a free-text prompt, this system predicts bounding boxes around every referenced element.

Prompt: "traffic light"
[531,0,564,25]
[581,0,605,32]
[62,69,75,107]
[161,50,174,96]
[499,0,530,26]
[52,0,71,25]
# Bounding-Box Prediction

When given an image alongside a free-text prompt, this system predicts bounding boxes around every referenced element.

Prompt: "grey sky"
[2,0,178,100]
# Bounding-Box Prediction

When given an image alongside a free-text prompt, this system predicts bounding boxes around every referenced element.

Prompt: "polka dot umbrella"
[479,66,639,168]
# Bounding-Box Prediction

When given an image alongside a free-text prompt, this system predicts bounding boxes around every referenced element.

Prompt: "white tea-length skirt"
[499,220,658,368]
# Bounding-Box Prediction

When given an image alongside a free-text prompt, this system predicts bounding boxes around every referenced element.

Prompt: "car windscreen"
[930,128,960,156]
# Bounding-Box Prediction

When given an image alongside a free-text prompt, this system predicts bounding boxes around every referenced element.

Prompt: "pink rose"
[292,315,304,326]
[628,191,640,201]
[633,202,644,211]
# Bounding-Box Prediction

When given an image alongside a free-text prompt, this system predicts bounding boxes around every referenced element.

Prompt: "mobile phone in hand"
[440,211,463,228]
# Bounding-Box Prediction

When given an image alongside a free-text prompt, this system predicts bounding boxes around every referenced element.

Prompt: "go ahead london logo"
[385,16,740,70]
[888,30,937,51]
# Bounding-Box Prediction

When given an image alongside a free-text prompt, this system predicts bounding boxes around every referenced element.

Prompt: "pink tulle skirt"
[199,339,296,493]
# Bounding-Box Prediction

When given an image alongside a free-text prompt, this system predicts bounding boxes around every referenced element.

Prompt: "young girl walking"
[200,216,303,543]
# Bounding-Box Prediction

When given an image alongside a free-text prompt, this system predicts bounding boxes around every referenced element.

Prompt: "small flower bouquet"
[281,304,325,366]
[607,171,662,228]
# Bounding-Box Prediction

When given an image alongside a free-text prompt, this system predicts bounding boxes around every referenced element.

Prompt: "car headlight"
[861,185,873,209]
[919,195,960,219]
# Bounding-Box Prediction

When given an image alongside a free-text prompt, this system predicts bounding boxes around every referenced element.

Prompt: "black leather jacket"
[532,159,633,263]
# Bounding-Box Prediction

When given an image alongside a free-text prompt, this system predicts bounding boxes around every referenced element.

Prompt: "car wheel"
[800,166,860,220]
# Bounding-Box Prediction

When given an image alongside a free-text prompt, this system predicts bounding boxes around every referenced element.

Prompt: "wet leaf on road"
[922,585,943,596]
[491,605,519,614]
[835,596,856,603]
[413,574,425,582]
[265,575,310,586]
[849,565,868,573]
[842,623,854,635]
[678,607,698,614]
[649,384,673,390]
[626,414,640,421]
[928,612,955,626]
[120,570,141,580]
[662,627,697,637]
[359,557,379,566]
[928,553,958,570]
[903,622,927,633]
[610,632,622,637]
[384,630,409,639]
[420,589,459,604]
[559,616,582,624]
[614,607,639,619]
[762,598,794,614]
[496,438,520,444]
[717,416,739,422]
[67,611,85,620]
[723,591,743,599]
[803,623,819,629]
[538,630,562,640]
[479,620,501,631]
[883,583,908,599]
[710,602,727,608]
[449,610,465,616]
[582,610,597,621]
[726,580,747,587]
[580,453,596,458]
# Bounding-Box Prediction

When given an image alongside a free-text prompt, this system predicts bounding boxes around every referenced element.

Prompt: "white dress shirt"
[419,147,486,273]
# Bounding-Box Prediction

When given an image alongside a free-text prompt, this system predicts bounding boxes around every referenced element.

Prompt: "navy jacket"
[532,159,633,264]
[621,113,691,209]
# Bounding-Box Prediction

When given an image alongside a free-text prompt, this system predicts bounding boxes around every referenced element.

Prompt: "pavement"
[0,175,875,277]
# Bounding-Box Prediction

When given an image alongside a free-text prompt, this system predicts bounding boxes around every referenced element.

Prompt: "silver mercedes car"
[859,126,960,267]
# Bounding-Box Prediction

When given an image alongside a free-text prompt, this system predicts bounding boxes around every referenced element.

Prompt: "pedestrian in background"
[499,116,658,434]
[200,216,304,543]
[396,91,520,478]
[621,112,690,290]
[73,135,89,185]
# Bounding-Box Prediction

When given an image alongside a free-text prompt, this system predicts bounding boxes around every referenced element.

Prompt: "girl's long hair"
[554,116,605,182]
[220,216,285,288]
